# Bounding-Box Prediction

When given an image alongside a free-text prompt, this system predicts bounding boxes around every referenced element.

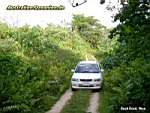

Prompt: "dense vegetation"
[0,23,90,113]
[0,14,109,113]
[98,0,150,113]
[1,1,149,112]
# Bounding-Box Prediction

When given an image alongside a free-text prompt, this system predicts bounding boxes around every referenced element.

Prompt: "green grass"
[61,90,91,113]
[99,90,113,113]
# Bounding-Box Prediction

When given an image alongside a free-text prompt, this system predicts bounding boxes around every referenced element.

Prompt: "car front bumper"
[71,81,102,89]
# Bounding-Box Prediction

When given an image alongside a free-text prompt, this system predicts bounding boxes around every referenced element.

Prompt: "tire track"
[46,89,73,113]
[87,92,100,113]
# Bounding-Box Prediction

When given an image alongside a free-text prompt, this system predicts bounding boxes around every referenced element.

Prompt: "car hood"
[72,73,102,79]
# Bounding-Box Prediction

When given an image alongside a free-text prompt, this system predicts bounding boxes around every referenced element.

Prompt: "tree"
[72,14,107,48]
[100,0,150,113]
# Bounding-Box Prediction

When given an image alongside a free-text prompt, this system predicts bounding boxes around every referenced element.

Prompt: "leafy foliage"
[0,22,93,113]
[72,14,108,48]
[0,14,114,113]
[100,0,150,113]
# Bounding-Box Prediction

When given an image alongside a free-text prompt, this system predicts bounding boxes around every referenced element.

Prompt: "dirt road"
[46,54,100,113]
[87,92,100,113]
[46,89,73,113]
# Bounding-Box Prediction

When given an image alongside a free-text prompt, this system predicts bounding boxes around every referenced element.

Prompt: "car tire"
[71,86,77,91]
[92,88,101,92]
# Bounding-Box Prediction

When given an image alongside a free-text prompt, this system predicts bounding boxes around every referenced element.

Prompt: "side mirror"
[101,69,104,72]
[71,69,75,72]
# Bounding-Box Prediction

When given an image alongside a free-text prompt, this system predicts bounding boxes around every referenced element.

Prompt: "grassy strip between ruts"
[99,90,111,113]
[61,90,91,113]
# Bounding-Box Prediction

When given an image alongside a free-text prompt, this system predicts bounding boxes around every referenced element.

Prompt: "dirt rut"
[46,89,73,113]
[87,92,100,113]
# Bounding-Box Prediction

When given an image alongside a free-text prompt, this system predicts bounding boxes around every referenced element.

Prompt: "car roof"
[78,61,98,64]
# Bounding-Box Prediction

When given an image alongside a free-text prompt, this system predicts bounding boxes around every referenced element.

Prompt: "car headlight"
[94,78,101,82]
[72,78,79,81]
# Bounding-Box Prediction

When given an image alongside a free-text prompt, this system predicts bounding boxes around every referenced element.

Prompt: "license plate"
[83,82,90,85]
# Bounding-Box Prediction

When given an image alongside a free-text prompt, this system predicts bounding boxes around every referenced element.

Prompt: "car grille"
[79,84,94,87]
[80,79,92,82]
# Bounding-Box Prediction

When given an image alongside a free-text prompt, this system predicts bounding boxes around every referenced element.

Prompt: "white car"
[71,61,104,91]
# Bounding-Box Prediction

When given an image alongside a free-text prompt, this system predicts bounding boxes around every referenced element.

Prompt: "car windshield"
[75,63,100,73]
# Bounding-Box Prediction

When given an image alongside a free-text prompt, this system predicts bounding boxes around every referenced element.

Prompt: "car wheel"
[71,86,77,91]
[92,88,100,92]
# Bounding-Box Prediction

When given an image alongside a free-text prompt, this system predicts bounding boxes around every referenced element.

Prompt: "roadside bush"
[102,58,150,113]
[0,22,83,113]
[99,1,150,113]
